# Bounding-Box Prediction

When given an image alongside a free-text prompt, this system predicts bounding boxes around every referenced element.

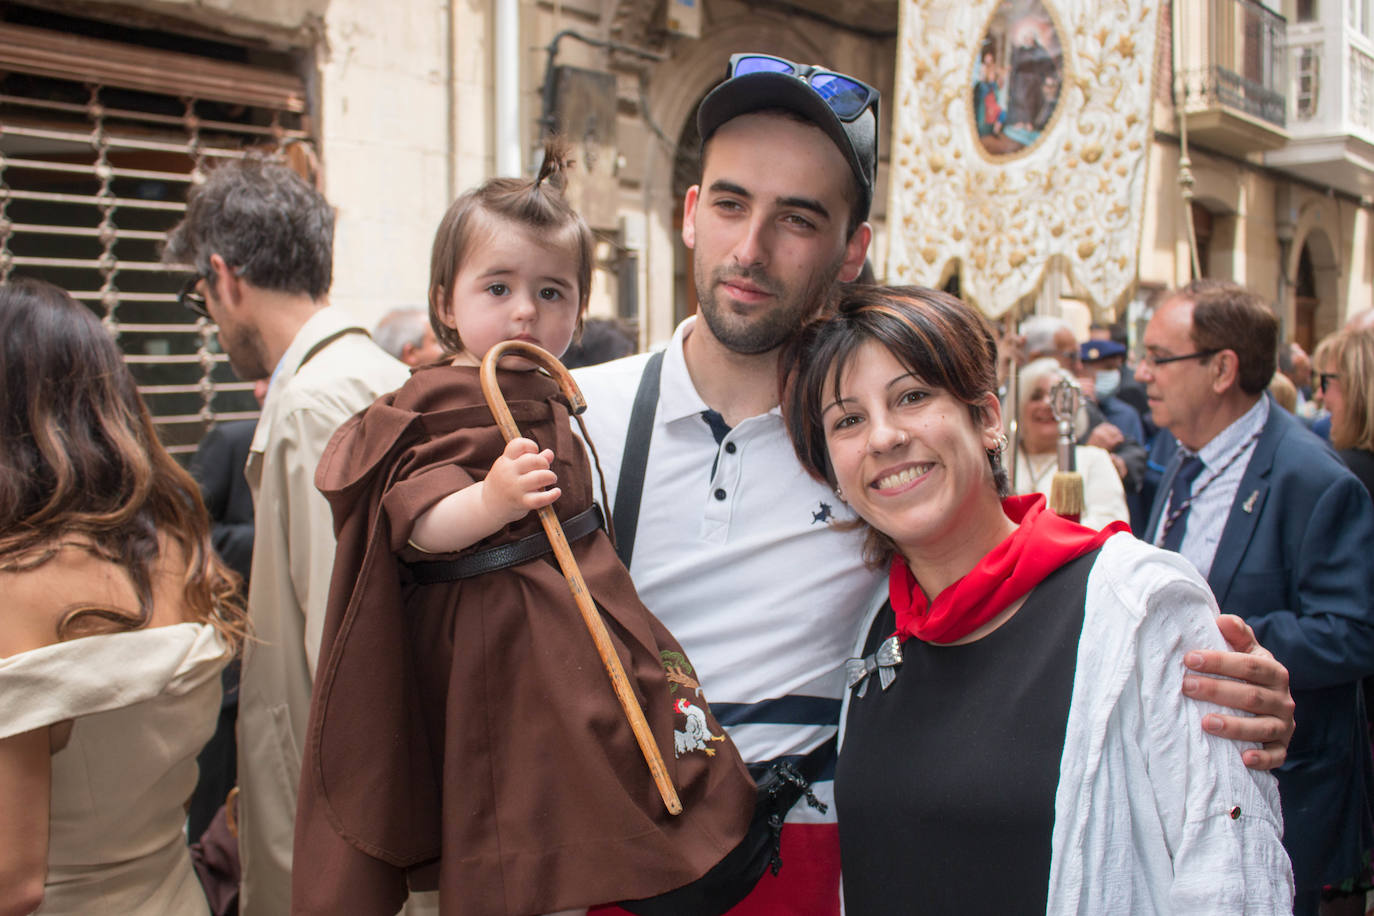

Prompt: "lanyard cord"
[1155,425,1264,546]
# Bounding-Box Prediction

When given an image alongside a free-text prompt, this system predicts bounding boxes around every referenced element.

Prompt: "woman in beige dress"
[0,278,246,915]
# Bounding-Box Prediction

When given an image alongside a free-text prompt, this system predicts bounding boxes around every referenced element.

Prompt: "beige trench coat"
[236,307,410,916]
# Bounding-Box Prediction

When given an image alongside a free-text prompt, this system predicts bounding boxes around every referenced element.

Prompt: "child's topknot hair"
[534,141,574,193]
[427,138,595,356]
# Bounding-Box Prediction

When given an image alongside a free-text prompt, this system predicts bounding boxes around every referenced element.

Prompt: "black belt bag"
[618,751,830,916]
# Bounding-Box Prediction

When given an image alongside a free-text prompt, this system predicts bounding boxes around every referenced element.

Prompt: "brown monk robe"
[293,364,754,916]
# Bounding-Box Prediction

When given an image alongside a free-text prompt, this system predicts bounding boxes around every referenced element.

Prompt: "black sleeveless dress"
[836,550,1097,915]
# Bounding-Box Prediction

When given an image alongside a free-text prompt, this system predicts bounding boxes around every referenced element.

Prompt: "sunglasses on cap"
[727,53,879,122]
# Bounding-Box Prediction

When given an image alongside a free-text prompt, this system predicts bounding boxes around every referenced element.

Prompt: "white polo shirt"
[574,317,883,822]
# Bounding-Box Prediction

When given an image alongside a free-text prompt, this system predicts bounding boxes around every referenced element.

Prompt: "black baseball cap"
[697,53,879,224]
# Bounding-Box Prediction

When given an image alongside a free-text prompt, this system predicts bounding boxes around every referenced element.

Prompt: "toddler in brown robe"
[292,142,754,916]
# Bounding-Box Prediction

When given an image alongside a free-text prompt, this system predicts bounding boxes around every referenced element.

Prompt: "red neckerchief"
[889,494,1129,645]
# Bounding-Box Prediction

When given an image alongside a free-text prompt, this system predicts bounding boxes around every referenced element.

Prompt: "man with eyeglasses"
[165,158,413,916]
[1138,278,1374,916]
[577,56,1296,914]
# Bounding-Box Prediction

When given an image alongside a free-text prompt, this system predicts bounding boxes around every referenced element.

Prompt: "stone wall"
[316,0,464,322]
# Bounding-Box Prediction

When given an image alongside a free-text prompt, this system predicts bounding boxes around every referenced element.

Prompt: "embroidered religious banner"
[886,0,1163,318]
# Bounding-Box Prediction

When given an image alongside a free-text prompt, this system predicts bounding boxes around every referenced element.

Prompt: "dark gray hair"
[1277,341,1303,375]
[164,156,334,299]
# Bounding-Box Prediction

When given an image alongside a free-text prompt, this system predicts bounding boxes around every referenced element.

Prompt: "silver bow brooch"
[845,636,903,698]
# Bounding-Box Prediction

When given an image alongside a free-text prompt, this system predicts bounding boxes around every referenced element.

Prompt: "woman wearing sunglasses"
[1312,328,1374,911]
[1314,328,1374,500]
[781,286,1291,914]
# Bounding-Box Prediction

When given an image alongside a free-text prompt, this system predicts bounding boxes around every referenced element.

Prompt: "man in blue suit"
[1139,279,1374,915]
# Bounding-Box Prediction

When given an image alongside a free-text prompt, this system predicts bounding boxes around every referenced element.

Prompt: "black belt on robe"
[401,504,604,583]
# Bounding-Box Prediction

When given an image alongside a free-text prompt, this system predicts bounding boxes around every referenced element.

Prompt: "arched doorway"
[1294,245,1317,351]
[1291,227,1339,350]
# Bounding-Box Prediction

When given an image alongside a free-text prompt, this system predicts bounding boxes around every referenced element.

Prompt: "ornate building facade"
[2,0,1369,451]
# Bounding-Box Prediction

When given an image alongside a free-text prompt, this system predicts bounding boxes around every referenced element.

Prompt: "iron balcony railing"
[1176,0,1289,129]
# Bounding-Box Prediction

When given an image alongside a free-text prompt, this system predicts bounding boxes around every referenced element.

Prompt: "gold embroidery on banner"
[889,0,1163,317]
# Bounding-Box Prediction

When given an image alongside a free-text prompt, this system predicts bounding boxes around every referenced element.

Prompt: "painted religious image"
[972,0,1064,157]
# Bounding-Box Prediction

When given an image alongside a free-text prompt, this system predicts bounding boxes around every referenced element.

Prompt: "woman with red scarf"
[781,287,1292,914]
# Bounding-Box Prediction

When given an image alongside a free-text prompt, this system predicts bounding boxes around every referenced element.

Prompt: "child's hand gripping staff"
[480,338,684,816]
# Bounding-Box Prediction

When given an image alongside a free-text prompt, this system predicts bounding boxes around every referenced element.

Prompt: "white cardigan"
[840,533,1293,914]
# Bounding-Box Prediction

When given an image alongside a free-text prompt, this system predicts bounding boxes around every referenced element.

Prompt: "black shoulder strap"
[612,350,664,569]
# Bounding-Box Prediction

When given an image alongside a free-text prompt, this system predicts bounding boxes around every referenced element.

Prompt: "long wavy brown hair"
[0,277,246,646]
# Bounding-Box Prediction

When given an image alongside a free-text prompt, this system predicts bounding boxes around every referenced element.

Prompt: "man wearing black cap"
[578,56,877,911]
[575,53,1294,914]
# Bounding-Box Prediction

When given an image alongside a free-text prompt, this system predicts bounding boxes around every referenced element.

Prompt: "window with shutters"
[0,7,312,460]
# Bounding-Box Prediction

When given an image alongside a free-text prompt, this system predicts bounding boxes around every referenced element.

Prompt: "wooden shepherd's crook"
[480,339,683,816]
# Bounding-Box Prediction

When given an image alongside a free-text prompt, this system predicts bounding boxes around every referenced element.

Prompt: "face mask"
[1094,369,1121,401]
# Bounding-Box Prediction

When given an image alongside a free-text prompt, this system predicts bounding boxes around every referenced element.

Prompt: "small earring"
[834,486,844,501]
[992,432,1008,455]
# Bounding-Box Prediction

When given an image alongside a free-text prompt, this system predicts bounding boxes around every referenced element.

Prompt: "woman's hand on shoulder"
[1181,614,1295,770]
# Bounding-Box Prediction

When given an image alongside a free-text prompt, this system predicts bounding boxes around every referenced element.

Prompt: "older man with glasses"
[1139,278,1374,916]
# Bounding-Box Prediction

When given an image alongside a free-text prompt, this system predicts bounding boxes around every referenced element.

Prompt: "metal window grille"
[0,20,310,460]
